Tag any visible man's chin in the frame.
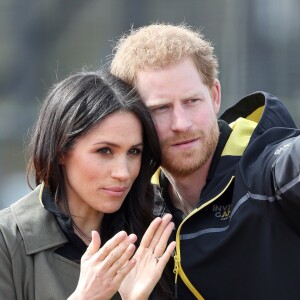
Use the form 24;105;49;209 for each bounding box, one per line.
162;157;203;177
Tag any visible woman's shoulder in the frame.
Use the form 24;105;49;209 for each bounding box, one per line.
0;205;14;225
0;185;67;257
0;204;23;259
0;186;41;224
0;186;43;250
0;187;36;224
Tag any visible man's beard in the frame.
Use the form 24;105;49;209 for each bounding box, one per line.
160;121;219;177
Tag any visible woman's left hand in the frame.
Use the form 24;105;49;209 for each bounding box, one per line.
118;213;176;300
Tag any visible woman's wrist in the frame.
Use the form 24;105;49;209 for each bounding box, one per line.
122;296;148;300
120;291;149;300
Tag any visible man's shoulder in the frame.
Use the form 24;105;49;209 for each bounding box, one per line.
220;91;297;130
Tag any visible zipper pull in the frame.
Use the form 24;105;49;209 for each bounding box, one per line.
173;252;180;299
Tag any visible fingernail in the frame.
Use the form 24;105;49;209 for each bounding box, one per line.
163;213;172;220
128;234;137;242
118;231;127;238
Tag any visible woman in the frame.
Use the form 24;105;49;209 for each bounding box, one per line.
0;70;176;299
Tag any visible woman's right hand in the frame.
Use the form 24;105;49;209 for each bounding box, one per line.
69;230;138;300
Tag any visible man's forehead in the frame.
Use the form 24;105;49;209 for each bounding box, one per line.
141;90;208;108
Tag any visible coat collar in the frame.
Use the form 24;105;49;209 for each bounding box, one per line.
11;185;67;255
220;91;297;138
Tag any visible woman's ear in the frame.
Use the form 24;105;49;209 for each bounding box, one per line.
58;153;65;165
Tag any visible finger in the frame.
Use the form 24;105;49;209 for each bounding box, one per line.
98;234;137;270
153;221;175;257
97;240;136;278
113;252;137;284
156;241;176;270
149;214;173;249
139;217;162;248
96;231;133;262
81;230;101;262
107;243;136;279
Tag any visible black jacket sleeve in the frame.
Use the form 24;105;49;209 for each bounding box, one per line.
272;134;300;217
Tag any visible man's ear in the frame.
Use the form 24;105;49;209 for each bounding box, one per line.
211;79;221;114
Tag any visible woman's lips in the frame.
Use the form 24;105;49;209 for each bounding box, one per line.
102;186;129;197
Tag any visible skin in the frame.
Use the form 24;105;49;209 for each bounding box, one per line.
136;57;221;209
61;111;175;299
119;214;176;300
60;111;143;239
70;230;138;300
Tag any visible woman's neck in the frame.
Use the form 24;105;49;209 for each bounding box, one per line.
60;201;104;245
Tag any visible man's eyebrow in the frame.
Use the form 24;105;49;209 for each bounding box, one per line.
146;91;204;108
145;98;171;107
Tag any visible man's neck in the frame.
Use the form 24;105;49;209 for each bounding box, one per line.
162;156;212;210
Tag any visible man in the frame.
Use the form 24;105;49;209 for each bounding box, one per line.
111;23;300;300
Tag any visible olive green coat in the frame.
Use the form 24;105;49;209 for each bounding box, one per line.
0;186;120;300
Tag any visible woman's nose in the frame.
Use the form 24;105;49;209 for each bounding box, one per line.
110;157;130;180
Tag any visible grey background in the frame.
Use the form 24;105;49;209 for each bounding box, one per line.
1;0;300;208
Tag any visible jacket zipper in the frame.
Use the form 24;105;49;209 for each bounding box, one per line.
174;176;235;299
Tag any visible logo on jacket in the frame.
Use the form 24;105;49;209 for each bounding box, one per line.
274;143;291;155
213;204;231;220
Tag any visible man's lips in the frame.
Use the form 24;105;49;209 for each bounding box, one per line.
172;138;199;147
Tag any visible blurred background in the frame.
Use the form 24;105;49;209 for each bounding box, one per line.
1;0;300;208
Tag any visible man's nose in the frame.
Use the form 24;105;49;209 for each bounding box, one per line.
170;105;192;131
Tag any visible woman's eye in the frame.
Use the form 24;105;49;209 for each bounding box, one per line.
98;147;111;154
128;148;142;155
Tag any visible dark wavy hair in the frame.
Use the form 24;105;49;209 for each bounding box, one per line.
26;70;174;299
26;70;161;239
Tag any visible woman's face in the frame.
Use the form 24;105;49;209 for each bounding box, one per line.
60;111;143;218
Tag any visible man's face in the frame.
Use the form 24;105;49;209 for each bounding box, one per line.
136;57;221;177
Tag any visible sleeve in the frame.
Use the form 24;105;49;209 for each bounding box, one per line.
272;134;300;213
240;128;300;222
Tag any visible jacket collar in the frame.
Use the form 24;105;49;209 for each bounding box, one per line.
220;91;297;140
11;185;67;255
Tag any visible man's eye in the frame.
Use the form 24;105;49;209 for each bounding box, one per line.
98;147;111;154
152;105;169;113
188;98;200;103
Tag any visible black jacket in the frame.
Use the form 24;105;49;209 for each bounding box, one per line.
153;92;300;300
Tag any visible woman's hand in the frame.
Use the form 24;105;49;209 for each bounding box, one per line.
119;214;176;300
69;230;137;300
